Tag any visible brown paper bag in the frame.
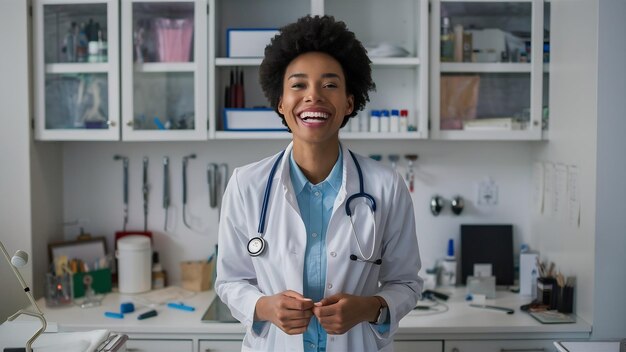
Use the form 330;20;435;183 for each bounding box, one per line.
440;75;480;129
180;260;214;292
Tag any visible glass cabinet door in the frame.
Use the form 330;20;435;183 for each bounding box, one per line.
34;0;119;140
430;0;544;140
121;0;207;141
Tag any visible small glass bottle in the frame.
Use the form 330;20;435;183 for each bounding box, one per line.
440;17;455;62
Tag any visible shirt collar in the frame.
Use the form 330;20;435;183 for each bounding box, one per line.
289;148;343;195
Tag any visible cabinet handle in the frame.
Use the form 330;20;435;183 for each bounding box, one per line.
500;348;545;352
126;121;134;127
451;348;459;352
107;120;116;127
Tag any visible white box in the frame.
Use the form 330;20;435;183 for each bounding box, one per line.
227;29;279;58
222;108;286;131
520;252;539;296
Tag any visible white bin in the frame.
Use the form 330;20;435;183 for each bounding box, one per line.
117;235;152;294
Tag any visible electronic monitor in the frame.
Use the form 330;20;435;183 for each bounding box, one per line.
460;224;514;286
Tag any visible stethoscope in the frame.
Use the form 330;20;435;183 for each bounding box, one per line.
247;149;382;265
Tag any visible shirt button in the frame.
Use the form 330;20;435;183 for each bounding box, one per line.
311;232;318;238
327;283;333;289
330;251;337;257
314;191;321;197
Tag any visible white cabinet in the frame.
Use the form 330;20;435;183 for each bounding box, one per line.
198;340;242;352
33;0;120;141
430;0;548;140
126;338;193;352
210;0;429;140
394;340;443;352
121;0;208;141
444;339;556;352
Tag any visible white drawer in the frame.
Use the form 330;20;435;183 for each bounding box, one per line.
199;340;243;352
126;339;193;352
445;339;557;352
394;340;443;352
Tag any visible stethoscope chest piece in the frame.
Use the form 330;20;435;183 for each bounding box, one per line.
247;237;266;256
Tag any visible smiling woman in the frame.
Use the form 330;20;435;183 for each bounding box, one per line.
215;15;422;352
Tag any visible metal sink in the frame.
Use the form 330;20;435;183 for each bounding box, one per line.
201;297;239;323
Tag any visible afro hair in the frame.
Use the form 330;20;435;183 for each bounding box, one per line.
259;15;375;130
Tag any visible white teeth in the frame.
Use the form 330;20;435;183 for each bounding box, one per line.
300;111;329;120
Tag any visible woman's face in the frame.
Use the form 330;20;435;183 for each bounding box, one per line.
278;51;354;146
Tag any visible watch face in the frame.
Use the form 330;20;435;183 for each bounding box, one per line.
247;237;265;256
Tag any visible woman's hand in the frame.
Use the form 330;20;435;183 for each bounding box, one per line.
312;294;381;335
255;290;315;335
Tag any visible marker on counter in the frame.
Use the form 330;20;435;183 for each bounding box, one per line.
167;302;196;312
105;311;124;319
137;309;158;320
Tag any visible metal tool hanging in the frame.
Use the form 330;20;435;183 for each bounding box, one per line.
404;154;418;193
217;163;229;221
113;155;129;231
182;153;196;230
163;156;170;231
207;163;218;209
142;157;150;231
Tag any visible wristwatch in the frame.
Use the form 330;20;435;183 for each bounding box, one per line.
372;296;388;325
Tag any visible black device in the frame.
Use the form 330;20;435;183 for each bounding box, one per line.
422;289;450;301
460;224;514;286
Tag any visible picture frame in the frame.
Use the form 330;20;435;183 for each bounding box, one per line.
48;237;108;263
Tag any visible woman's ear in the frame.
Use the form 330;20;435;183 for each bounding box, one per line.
346;95;354;116
278;97;284;115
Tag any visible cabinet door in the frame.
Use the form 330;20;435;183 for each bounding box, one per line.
444;339;556;352
33;0;120;141
199;340;242;352
395;340;443;352
324;0;430;140
126;338;193;352
121;0;208;141
430;0;545;141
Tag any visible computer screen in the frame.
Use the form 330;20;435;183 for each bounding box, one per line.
460;224;514;286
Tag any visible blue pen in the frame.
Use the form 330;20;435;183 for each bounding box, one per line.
167;302;196;312
104;311;124;319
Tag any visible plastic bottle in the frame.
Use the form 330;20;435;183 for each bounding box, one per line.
151;251;166;290
369;110;380;133
399;109;409;132
76;22;89;62
379;109;390;132
390;109;400;132
63;22;77;62
440;239;457;287
440;17;454;62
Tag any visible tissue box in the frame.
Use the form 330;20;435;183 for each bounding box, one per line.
227;28;279;57
181;261;214;292
223;108;287;131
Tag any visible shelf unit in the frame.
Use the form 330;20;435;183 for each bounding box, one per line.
33;0;120;141
430;0;545;140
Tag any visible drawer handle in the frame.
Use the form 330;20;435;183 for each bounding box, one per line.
501;349;545;352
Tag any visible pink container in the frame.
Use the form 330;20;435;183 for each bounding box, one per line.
154;17;194;62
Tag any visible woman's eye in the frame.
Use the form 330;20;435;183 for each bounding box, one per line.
323;83;338;88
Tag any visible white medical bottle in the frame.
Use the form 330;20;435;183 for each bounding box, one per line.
390;109;400;132
399;109;409;132
440;238;457;287
369;110;381;133
379;109;390;132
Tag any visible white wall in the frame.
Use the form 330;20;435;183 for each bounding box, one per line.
63;139;534;285
530;0;598;325
0;0;34;321
593;0;626;339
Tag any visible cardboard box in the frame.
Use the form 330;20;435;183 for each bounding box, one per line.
227;29;279;58
181;260;214;292
223;108;286;131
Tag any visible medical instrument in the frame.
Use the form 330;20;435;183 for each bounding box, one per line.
182;153;196;230
469;303;515;314
388;154;399;171
217;163;229;221
167;302;196;311
137;309;158;320
207;163;218;208
113;155;129;231
1;240;47;352
404;154;418;193
142;157;149;231
163;157;170;231
251;150;380;265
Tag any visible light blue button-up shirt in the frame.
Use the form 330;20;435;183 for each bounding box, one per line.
290;149;343;352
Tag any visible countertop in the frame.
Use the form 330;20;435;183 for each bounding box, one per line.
34;287;592;340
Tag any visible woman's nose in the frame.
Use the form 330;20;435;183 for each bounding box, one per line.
304;85;324;102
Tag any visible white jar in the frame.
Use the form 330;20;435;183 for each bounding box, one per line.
117;235;152;293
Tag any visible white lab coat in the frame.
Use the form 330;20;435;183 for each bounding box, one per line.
216;142;422;352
